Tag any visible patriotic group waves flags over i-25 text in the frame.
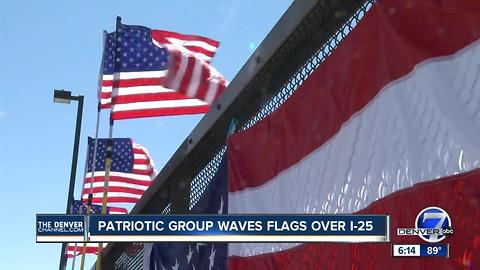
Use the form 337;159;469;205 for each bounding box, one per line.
100;22;227;120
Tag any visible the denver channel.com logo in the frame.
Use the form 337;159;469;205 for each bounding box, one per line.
397;206;454;243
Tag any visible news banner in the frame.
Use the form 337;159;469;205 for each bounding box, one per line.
37;206;453;258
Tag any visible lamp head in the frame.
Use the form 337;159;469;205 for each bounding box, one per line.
53;89;72;104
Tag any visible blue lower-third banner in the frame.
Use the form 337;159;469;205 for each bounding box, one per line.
37;214;390;243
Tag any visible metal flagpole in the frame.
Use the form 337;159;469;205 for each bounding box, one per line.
96;16;121;270
79;103;101;270
95;113;114;270
70;243;78;270
79;31;108;270
71;147;90;270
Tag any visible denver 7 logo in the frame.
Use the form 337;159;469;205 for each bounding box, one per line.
415;207;452;243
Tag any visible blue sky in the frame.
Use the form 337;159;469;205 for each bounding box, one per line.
0;0;291;269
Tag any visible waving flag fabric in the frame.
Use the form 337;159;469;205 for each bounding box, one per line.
67;200;127;258
227;0;480;269
144;155;228;270
67;243;100;259
70;199;128;215
100;23;226;120
82;137;156;204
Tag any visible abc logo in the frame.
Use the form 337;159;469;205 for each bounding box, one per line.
415;206;452;243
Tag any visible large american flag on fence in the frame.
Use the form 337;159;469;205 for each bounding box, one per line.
67;200;127;258
81;137;156;204
100;22;226;120
144;155;228;270
226;0;480;268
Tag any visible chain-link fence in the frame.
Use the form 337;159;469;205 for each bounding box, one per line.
102;0;374;268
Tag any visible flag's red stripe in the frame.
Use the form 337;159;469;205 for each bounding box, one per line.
133;148;146;154
229;168;480;269
102;77;165;88
83;186;146;195
178;56;196;96
83;176;151;186
132;168;154;175
67;246;98;252
111;105;209;120
215;82;227;101
111;92;191;104
100;92;111;99
183;45;216;58
67;247;98;257
100;103;111;109
151;30;220;48
227;0;480;192
134;159;150;165
108;206;128;214
195;62;211;101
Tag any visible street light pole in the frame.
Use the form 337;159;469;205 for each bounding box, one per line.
54;90;84;270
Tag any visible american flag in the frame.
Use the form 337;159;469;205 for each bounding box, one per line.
144;155;227;270
67;200;127;258
70;199;128;215
100;23;226;120
67;243;99;259
82;137;156;204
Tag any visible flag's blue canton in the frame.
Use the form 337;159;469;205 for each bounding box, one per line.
149;155;228;270
87;137;134;173
103;24;170;75
71;200;102;214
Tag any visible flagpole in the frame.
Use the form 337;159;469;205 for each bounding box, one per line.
79;103;101;270
70;243;77;270
79;30;108;270
96;16;121;270
95;112;113;270
69;147;90;270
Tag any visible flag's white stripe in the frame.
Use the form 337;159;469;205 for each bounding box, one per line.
186;59;203;98
133;144;147;151
82;192;142;199
133;164;152;171
228;40;480;257
83;181;149;190
205;65;225;104
101;85;172;95
152;39;212;62
164;37;217;52
169;52;188;91
67;243;100;256
102;71;167;81
85;171;152;181
193;53;212;62
109;211;127;214
67;243;99;253
204;80;218;104
134;154;148;160
134;143;158;178
90;235;386;243
111;98;207;112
